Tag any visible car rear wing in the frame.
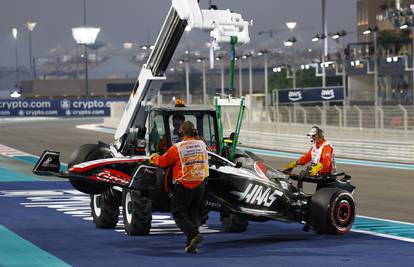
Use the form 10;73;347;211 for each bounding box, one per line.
33;150;61;176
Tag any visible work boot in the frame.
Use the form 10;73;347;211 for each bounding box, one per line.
185;233;203;254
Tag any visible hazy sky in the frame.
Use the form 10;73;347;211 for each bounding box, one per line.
0;0;356;67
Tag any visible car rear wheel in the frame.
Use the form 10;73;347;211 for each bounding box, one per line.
68;143;112;194
122;189;152;235
308;188;355;235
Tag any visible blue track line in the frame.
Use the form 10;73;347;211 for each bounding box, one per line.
0;167;41;182
0;224;69;267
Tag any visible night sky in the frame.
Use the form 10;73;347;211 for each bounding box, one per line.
0;0;356;67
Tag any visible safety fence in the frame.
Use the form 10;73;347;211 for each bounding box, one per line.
225;122;414;164
104;102;414;163
221;105;414;163
268;105;414;131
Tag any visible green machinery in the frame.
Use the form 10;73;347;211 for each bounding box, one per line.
214;36;246;162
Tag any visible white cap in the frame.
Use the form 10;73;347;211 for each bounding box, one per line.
307;126;319;136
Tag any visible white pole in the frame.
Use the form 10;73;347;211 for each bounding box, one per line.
221;59;225;96
186;60;191;105
249;56;253;121
239;59;243;97
293;68;297;89
202;60;207;105
264;53;269;112
374;31;379;128
412;28;414;105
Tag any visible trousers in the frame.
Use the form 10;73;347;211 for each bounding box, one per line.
171;181;205;240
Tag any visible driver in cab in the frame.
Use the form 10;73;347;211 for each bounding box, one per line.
283;126;336;176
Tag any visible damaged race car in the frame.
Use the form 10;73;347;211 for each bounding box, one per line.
33;135;356;236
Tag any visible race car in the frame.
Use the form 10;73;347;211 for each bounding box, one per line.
33;140;356;236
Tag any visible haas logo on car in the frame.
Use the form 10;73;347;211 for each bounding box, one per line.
231;183;283;207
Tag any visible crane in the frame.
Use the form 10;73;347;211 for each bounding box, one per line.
113;0;251;154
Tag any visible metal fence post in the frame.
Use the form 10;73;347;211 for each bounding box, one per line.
398;104;408;132
354;105;363;130
297;105;307;124
283;106;292;124
293;104;297;123
316;106;324;127
334;105;343;128
376;106;384;130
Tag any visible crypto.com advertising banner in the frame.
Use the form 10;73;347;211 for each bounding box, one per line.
277;87;344;104
0;98;127;117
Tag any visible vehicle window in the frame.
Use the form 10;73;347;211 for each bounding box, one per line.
168;114;197;144
149;112;167;154
202;114;217;150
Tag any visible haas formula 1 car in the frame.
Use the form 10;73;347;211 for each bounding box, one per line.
33;129;356;236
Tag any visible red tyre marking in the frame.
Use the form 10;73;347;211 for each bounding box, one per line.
329;192;354;234
337;202;351;224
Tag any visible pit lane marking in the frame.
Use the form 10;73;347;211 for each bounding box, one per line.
0;189;220;235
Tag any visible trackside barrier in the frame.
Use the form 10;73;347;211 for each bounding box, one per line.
0;98;128;117
224;121;414;164
104;104;414;164
103;102;127;129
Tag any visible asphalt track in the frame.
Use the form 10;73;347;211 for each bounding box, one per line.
1;118;414;266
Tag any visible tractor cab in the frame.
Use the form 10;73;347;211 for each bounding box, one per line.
124;104;221;157
148;107;220;155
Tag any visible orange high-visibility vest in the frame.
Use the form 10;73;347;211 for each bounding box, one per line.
151;137;209;189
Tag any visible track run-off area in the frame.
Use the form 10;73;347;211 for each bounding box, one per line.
0;118;413;266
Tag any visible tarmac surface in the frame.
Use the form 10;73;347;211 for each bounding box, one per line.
1;117;412;223
1;117;414;266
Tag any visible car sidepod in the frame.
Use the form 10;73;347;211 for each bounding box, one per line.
204;165;292;221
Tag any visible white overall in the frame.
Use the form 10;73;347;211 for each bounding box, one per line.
310;141;336;174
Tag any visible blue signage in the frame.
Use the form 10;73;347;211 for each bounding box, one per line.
0;98;128;117
277;87;344;104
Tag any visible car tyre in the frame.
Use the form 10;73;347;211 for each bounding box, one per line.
309;188;355;235
90;189;121;228
122;189;152;235
68;143;112;194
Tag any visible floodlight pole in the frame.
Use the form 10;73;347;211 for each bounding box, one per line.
185;59;191;105
264;53;269;112
249;56;253;121
412;27;414;105
12;28;19;92
374;31;379;128
322;0;328;127
221;58;225;96
83;0;89;97
322;0;327;89
202;59;207;105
